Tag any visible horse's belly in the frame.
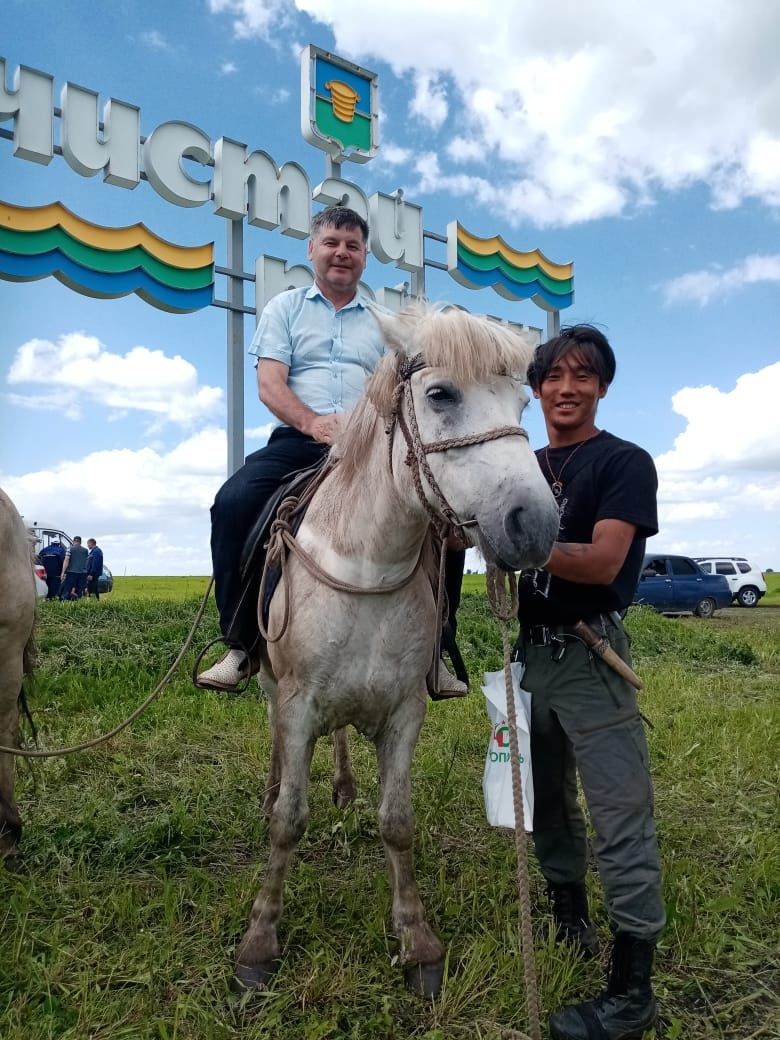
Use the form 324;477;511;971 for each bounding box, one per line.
268;586;434;732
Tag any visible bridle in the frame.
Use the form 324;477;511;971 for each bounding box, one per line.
386;351;529;538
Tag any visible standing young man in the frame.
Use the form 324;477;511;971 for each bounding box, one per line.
197;206;467;697
516;325;664;1040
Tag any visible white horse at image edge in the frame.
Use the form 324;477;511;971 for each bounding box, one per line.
0;487;37;870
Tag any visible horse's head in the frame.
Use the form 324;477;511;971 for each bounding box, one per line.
370;305;559;572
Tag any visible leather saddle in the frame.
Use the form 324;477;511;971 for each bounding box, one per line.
239;459;329;634
237;459;469;696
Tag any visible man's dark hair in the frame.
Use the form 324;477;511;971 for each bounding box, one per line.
527;324;616;391
310;205;369;244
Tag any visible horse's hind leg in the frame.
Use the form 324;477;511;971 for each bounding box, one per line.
235;696;316;991
0;667;23;866
375;710;445;999
332;726;357;808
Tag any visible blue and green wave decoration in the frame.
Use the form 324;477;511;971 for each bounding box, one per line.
0;201;214;313
446;222;573;312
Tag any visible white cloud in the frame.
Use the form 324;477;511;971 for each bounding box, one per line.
379;142;413;166
220;61;238;75
252;85;291;104
655;362;780;474
139;29;172;51
210;0;780;226
208;0;288;40
410;73;448;130
2;430;228;576
447;136;485;164
652;363;780;564
245;422;274;442
663;254;780;305
5;332;223;428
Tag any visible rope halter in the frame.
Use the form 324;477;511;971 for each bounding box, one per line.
386;351;529;539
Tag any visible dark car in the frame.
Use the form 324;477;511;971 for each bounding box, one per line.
98;566;113;594
633;553;731;618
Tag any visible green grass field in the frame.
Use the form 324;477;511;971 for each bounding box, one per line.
1;582;777;1039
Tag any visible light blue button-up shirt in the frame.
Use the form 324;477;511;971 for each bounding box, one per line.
249;285;386;427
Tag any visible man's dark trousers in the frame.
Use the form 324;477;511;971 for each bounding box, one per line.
60;573;87;600
210;427;330;655
523;618;665;940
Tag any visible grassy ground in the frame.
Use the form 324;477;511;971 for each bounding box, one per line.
1;583;778;1039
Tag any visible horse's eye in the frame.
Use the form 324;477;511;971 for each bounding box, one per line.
425;385;459;404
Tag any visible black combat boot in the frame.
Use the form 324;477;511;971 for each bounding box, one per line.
548;882;600;960
549;932;658;1040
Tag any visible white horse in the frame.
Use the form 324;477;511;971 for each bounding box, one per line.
236;305;559;996
0;488;37;868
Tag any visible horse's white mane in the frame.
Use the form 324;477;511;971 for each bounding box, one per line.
334;303;535;481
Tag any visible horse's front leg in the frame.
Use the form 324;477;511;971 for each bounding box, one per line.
332;726;357;808
235;690;316;990
375;706;445;999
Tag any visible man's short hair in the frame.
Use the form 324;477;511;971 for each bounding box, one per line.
73;536;82;543
310;206;369;244
527;324;616;391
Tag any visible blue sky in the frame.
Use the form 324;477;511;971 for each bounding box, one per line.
1;0;778;575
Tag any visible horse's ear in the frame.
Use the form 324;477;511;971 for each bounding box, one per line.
368;305;407;356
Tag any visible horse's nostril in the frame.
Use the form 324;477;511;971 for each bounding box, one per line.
505;507;525;538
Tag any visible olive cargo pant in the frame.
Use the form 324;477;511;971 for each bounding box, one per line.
521;619;665;940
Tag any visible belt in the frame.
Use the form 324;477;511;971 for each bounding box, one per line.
521;612;622;647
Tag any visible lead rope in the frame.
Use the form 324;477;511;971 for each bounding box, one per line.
0;577;215;758
486;565;541;1040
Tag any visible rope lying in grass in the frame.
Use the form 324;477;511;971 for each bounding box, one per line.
0;577;214;758
486;565;540;1040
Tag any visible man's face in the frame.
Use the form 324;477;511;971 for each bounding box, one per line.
534;351;606;436
307;223;367;298
88;540;95;548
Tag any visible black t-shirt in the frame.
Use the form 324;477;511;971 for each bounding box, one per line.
517;430;658;625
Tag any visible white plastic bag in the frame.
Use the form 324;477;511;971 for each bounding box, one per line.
482;662;534;831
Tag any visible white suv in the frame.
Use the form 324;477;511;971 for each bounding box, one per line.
694;557;766;607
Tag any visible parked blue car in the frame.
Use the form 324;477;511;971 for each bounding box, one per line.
633;554;732;618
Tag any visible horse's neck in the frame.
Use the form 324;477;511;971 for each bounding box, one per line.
298;430;429;585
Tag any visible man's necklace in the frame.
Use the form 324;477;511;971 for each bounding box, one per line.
544;436;594;497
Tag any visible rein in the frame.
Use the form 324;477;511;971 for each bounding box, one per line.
0;577;215;759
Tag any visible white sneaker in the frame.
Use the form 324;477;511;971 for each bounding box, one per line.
436;659;469;698
196;648;253;691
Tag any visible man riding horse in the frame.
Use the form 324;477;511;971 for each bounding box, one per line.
197;206;467;697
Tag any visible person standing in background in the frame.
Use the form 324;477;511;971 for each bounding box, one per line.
60;536;89;600
86;538;104;599
39;538;66;599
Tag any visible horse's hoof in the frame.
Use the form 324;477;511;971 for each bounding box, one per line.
332;781;357;809
232;959;280;992
2;851;24;874
404;958;445;999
